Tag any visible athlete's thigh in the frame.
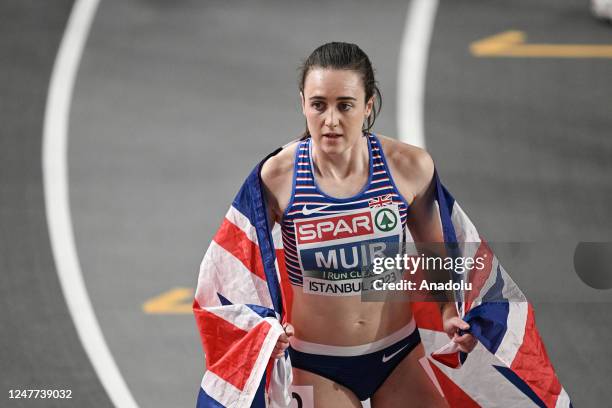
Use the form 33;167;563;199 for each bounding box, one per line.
370;343;448;408
292;367;362;408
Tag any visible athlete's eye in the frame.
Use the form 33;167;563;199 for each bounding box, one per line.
311;101;325;112
339;103;353;111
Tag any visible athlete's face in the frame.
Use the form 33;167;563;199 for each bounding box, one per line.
301;68;374;154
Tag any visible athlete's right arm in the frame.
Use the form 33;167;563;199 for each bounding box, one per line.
261;164;282;227
260;142;298;358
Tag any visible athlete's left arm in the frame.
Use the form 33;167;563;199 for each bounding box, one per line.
389;142;477;353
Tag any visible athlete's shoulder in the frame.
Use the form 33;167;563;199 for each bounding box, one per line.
260;139;300;189
376;134;434;197
260;138;300;218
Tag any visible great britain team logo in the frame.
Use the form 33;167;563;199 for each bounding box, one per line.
294;205;403;296
368;193;393;208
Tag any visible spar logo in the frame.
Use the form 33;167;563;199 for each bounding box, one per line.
295;211;373;245
374;208;397;232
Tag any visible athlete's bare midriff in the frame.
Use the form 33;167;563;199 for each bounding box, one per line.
291;286;413;346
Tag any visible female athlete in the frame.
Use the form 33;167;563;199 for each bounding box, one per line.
261;42;477;407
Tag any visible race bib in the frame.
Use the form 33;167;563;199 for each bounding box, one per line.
294;205;403;296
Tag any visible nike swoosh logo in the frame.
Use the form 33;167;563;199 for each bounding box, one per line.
382;344;409;363
302;204;333;216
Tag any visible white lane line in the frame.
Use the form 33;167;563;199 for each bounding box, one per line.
42;1;139;407
397;0;439;148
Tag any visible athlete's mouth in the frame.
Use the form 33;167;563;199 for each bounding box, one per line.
322;133;342;138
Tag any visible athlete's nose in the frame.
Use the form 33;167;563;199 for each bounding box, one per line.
324;108;339;130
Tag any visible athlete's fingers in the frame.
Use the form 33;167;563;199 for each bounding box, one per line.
271;345;287;358
453;318;470;331
453;333;477;353
277;333;289;343
444;317;470;338
283;323;295;337
453;333;472;343
273;341;289;359
274;339;290;354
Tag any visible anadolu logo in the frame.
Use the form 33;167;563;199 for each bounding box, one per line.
374;208;397;232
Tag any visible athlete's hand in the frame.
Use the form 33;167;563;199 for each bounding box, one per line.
272;322;294;359
441;305;477;353
443;316;477;353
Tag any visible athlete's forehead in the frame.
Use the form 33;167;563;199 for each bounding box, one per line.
302;68;364;100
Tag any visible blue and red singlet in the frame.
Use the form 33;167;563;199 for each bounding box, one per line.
280;133;411;295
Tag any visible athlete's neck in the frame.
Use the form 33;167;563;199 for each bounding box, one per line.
311;134;368;180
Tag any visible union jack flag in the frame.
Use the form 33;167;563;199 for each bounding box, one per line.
193;153;571;407
193;157;292;408
412;175;572;407
368;193;393;208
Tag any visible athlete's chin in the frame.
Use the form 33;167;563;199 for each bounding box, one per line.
317;135;346;153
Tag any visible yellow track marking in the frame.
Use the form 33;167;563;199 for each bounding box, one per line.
143;287;193;314
471;30;612;58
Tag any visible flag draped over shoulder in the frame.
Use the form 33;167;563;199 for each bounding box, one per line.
193;154;292;408
193;151;571;407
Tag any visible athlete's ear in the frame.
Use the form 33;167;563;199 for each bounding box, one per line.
300;91;306;115
365;95;375;118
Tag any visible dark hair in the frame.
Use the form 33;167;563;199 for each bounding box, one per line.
298;42;382;137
